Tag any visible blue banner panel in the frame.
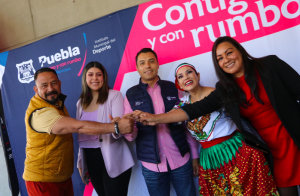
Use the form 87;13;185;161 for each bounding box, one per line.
1;6;138;196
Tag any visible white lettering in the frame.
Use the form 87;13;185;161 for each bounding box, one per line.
142;4;166;31
256;0;280;27
167;32;176;41
147;37;156;49
47;56;55;65
39;56;46;67
175;30;185;39
205;21;227;42
228;0;248;15
61;49;69;59
68;47;73;58
39;46;80;67
281;0;300;19
54;53;61;62
160;34;167;43
142;0;228;31
219;0;226;10
205;0;219;13
190;27;205;47
166;6;185;25
226;12;260;37
183;0;204;20
92;45;112;54
72;47;80;56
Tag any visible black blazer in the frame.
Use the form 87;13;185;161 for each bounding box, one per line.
181;55;300;171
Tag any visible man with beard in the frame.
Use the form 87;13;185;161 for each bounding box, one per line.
23;67;134;196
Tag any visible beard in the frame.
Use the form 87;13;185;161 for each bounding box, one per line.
44;91;59;105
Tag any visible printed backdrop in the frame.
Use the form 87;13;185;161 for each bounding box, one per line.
1;0;300;195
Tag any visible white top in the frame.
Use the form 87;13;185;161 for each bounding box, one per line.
174;95;237;142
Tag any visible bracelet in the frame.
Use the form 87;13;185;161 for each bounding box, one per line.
114;122;119;135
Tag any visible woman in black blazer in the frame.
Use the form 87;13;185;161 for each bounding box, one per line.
136;36;300;196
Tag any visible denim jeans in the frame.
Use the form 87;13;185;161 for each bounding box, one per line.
142;158;196;196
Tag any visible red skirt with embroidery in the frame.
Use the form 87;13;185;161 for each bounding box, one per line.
198;132;278;196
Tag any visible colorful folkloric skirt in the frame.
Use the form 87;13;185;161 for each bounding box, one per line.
198;132;279;196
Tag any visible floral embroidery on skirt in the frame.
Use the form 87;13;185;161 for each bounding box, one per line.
199;132;279;196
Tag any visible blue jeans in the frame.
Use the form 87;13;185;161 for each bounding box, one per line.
142;158;196;196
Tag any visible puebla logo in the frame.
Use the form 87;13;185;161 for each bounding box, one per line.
16;59;36;84
38;46;80;67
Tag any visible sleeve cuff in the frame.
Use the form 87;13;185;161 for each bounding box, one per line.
49;116;64;134
191;149;200;159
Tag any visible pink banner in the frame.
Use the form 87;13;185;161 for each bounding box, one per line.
114;0;300;90
83;182;94;196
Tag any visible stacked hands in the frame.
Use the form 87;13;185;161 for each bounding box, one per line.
123;110;157;126
108;114;135;134
109;110;157;134
115;110;199;177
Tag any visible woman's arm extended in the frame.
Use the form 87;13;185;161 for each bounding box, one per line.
181;88;222;120
136;108;189;125
136;89;222;125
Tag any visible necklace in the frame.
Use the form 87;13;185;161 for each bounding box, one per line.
190;86;203;103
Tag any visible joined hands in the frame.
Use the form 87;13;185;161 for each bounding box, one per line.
121;110;158;126
108;114;135;134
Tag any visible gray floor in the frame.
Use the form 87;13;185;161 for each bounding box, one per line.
0;139;13;196
0;139;299;196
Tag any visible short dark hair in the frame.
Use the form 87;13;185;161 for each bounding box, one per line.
34;67;58;81
135;48;158;65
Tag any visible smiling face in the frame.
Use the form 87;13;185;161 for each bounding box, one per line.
216;42;244;78
176;66;200;92
85;67;104;93
136;52;159;83
34;72;61;104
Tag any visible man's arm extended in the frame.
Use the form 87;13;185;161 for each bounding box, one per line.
52;116;134;135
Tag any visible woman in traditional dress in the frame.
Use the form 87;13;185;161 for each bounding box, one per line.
172;62;278;196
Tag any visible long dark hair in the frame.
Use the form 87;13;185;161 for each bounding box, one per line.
79;61;110;109
212;36;266;110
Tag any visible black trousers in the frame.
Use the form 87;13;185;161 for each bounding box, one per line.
84;148;132;196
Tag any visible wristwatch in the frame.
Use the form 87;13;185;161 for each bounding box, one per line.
114;122;119;135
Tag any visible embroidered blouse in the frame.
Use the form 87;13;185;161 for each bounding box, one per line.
174;95;237;142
